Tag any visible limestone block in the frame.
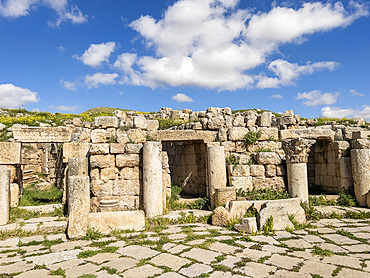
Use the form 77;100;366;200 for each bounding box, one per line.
280;128;335;141
68;158;88;176
156;130;214;143
212;206;230;226
351;139;370;149
119;166;140;180
116;154;140;167
91;129;108;144
276;165;286;176
90;168;99;180
218;128;228;142
110;143;125;154
133;116;148;130
235;141;246;152
100;167;118;182
112;179;140;196
232;165;250;177
233;115;246;127
214;187;236;207
171;110;181;119
256;152;281;165
351;149;370;206
222;141;235;152
90;155;115;169
125;143;143;154
94;116;118;128
114;110;127;118
0;166;10;225
265;165;276;177
0;142;21;164
228;127;248;141
284;110;294;117
235;217;257;234
252;177;285;190
250;165;265;177
257;203;294;231
343;127;363;140
91;180;113;197
247;141;281;153
245;111;257;127
192;122;203;130
67;176;90;238
147;120;159;131
118;195;139;210
88;211;145;234
12;126;72;142
352;130;370;139
116;130;130;144
207;116;225;130
10;183;19;207
339;157;351;179
230;177;252;190
258;127;279;141
258;112;272;127
277;116;296;126
127;129;146;143
89;143;109;155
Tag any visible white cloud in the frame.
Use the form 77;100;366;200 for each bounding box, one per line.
350;89;365;96
85;73;118;89
60;80;77;91
54;105;79;112
172;93;193;103
75;42;116;68
0;83;39;108
297;90;339;106
115;0;367;91
256;60;339;88
321;106;370;121
271;94;283;99
57;45;66;52
0;0;87;27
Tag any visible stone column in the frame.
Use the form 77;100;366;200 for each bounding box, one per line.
283;139;315;203
67;176;90;238
0;166;11;226
207;146;227;208
351;149;370;207
143;141;163;218
68;158;89;176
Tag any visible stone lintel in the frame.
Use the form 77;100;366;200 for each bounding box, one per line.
12;127;73;143
279;128;335;141
154;130;214;143
0;142;21;164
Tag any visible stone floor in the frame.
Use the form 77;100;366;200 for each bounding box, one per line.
1;215;370;277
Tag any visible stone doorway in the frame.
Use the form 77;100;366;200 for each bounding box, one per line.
162;140;207;197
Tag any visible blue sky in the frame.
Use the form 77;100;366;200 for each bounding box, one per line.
0;0;369;120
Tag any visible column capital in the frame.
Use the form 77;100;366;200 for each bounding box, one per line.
283;138;315;164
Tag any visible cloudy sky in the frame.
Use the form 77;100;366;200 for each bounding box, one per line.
0;0;369;120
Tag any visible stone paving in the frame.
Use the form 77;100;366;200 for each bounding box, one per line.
0;217;370;277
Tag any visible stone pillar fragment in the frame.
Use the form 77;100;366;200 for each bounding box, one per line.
10;183;19;207
68;158;89;176
283;139;315;203
67;176;90;238
143;142;163;218
207;146;227;208
351;149;370;207
0;166;11;225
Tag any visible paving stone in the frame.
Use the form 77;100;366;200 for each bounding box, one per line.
167;244;189;254
238;262;277;278
302;234;325;243
283;239;312;249
179;263;213;277
335;267;370;278
162;242;177;250
121;264;163;278
250;235;280;245
0;255;22;265
101;257;138;272
164;226;183;234
214;235;234;241
65;263;101;278
48;258;82;270
261;244;288;253
342;244;370;253
236;248;271;261
95;270;121;278
149;253;191;271
0;237;19;247
193;226;208;231
181;248;220;264
208;242;241;254
168;233;187;240
193;231;209;236
269;270;311;278
353;232;370;240
317;242;348;253
25;249;81;266
118;245;160;260
265;254;304;270
322;254;362;268
85;252;120;264
25;217;59;223
217;255;242;268
339;227;364;233
50;241;81;252
157;272;186;278
15;269;55;278
186;239;206;245
274;231;295;240
235;240;255;248
0;260;35;274
321;234;361;245
349;253;370;260
22;223;39;232
76;240;92;246
299;260;337;278
307;227;335;234
294;230;308;235
358;225;370;232
46;234;67;241
289;250;319;260
20;235;44;244
108;241;125;248
317;218;345;226
209;271;233;278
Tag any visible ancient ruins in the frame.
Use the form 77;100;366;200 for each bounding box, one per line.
1;107;370;237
